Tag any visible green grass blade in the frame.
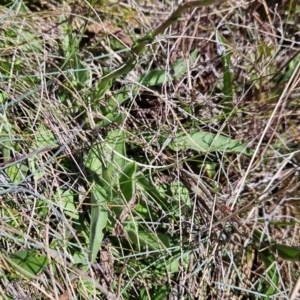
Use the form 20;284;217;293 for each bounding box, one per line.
271;243;300;261
216;31;233;113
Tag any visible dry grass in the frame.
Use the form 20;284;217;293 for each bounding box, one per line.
0;0;299;299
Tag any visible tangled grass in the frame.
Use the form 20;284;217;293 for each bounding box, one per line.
0;0;299;299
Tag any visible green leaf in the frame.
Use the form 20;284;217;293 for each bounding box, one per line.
73;52;90;87
168;181;191;209
56;189;78;221
84;144;108;264
0;119;29;183
141;285;170;300
113;86;134;105
7;250;49;279
137;175;170;212
84;129;126;263
138;69;172;86
252;230;279;296
267;221;297;227
138;50;198;87
93;76;113;103
98;111;125;127
169;130;253;155
172;49;198;78
0;92;8;104
20;30;42;53
275;53;300;86
89;183;108;263
105;129;126;175
164;258;180;273
0;114;14;161
84;144;103;174
26;124;57;181
216;32;233;113
33;124;57;149
119;162;137;202
127;230;170;251
271;243;300;261
6;163;28;183
257;248;279;296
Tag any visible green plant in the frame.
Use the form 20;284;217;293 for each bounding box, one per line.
0;0;299;299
